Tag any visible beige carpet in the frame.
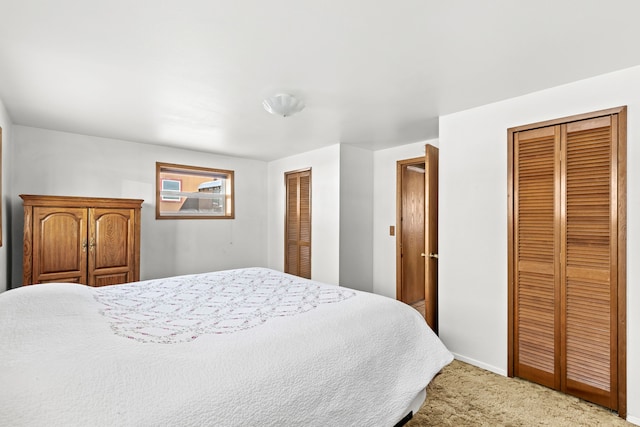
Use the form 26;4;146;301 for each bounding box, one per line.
408;360;633;426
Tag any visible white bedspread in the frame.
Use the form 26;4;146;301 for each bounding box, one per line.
0;268;452;427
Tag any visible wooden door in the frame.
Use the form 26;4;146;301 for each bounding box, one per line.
512;125;560;389
563;116;620;409
397;159;425;305
401;161;425;304
285;169;311;279
509;106;626;415
88;208;136;287
396;148;439;330
32;207;88;284
424;144;439;333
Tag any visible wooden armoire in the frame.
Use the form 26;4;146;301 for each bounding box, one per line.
21;195;143;287
507;107;626;416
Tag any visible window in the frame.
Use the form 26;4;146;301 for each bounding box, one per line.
156;162;234;219
161;179;181;201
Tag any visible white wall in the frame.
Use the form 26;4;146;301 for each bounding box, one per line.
339;144;373;292
439;65;640;423
0;98;12;292
372;140;437;298
10;126;268;287
267;144;341;285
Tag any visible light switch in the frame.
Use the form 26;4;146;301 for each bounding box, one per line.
389;225;395;236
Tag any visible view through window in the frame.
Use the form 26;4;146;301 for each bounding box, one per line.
156;162;234;219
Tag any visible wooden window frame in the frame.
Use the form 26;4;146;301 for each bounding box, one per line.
156;162;235;219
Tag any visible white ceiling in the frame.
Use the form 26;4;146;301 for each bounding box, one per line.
2;1;640;161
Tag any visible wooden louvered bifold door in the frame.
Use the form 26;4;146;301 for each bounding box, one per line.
514;126;560;390
285;169;311;279
510;107;625;414
562;116;618;409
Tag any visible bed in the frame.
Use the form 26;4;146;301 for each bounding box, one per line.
0;267;452;426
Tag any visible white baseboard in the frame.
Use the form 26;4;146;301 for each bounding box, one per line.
451;352;507;377
627;414;640;426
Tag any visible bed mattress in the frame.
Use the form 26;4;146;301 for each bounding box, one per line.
0;267;452;426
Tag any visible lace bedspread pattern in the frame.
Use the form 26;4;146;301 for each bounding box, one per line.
94;268;355;343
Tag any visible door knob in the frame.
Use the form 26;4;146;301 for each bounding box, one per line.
421;253;426;257
429;253;439;259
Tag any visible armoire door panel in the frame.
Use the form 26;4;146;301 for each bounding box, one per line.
33;207;88;284
91;208;134;269
89;208;136;286
38;277;82;284
93;272;132;287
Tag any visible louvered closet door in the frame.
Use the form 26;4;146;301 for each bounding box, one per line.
562;116;618;409
511;107;625;414
514;126;560;389
285;170;311;279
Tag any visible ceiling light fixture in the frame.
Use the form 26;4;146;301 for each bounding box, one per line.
262;93;305;117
